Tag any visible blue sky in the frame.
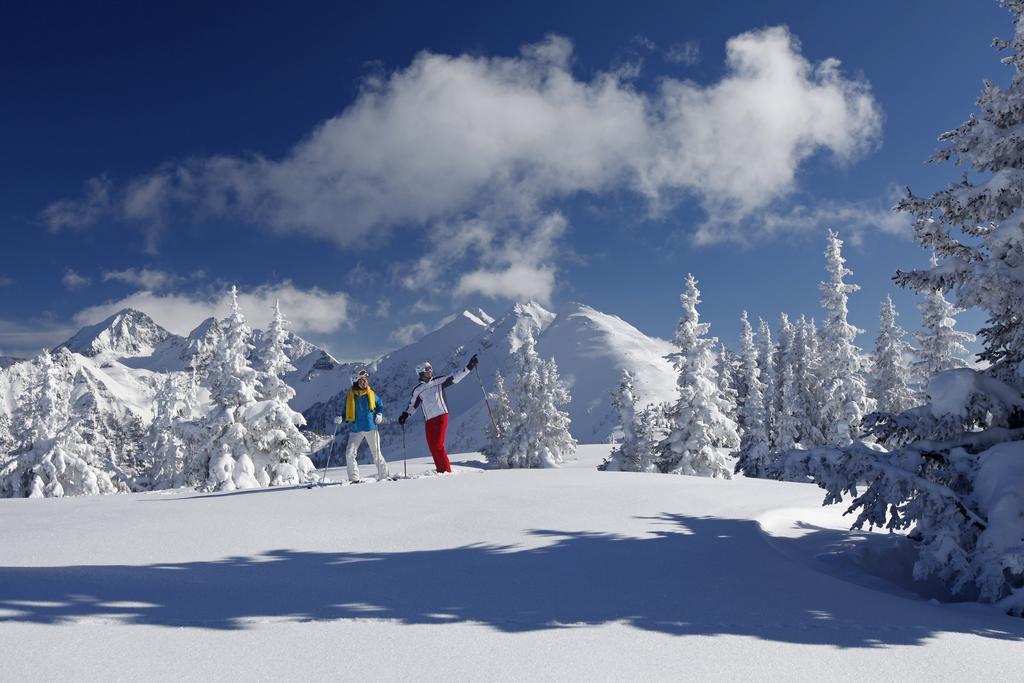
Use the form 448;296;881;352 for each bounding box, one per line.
0;0;1008;360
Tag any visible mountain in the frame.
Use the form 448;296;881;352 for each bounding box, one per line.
0;357;24;370
56;309;171;358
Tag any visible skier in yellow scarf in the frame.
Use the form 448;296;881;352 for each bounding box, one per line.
342;369;389;482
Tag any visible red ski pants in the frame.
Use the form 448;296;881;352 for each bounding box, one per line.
424;413;452;473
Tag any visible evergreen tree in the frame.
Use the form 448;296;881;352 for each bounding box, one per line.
537;356;577;465
870;295;918;414
756;318;777;450
202;286;261;491
715;343;739;427
656;275;739;478
249;300;314;486
0;350;119;497
146;374;191;490
734;312;772;478
771;313;794;448
818;230;871;445
496;331;576;468
609;370;657;472
913;254;975;395
785;4;1024;615
482;371;515;468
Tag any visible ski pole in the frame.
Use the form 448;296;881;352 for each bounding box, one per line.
474;367;500;437
320;418;341;486
402;423;407;479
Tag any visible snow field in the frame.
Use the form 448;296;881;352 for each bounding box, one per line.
1;445;1022;681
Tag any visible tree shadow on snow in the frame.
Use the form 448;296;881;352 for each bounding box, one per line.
1;513;1022;648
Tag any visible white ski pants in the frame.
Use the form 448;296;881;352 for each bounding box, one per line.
344;430;389;481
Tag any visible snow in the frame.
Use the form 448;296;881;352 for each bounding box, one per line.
1;444;1021;680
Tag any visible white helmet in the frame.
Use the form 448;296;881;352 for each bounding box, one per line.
415;361;432;375
351;368;369;384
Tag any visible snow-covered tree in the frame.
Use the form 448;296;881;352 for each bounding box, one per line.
249;300;314;486
146;374;191;490
656;275;739;478
203;291;314;490
482;371;515;468
0;350;121;498
776;316;825;452
870;295;918;414
771;313;794;448
716;344;739;426
493;331;576;468
202;286;261;491
756;318;777;450
734;312;772;478
537;356;577;464
608;370;657;472
785;4;1024;615
255;300;296;402
913;254;975;394
818;230;872;445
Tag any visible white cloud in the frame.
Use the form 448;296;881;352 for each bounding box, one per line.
72;282;350;336
388;322;427;347
62;269;91;290
44;27;880;276
102;267;180;290
410;299;440;314
695;194;912;246
452;212;567;304
665;41;700;66
0;318;76;358
374;298;392;318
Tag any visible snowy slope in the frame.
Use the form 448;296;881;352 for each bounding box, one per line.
0;445;1020;680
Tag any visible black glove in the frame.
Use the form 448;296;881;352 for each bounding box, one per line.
466;354;479;371
398;412;409;426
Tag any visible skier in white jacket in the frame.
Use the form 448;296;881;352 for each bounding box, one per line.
398;354;478;473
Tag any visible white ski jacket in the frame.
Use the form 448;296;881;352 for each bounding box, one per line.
404;367;471;420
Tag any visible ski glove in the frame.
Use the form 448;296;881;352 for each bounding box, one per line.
375;413;383;425
398;412;409;426
466;354;479;371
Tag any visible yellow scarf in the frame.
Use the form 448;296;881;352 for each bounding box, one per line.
345;386;376;422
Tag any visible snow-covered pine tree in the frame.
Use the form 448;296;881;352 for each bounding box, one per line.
202;286;261;491
249;300;314;486
146;374;191;490
482;370;515;468
784;2;1024;615
734;312;772;478
0;349;120;497
913;254;975;395
771;313;794;449
608;370;657;472
537;356;577;465
656;274;739;478
495;331;575;468
756;318;777;450
870;295;918;415
818;230;872;445
775;315;825;452
716;343;740;427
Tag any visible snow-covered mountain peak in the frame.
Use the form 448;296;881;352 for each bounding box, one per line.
57;308;171;358
497;301;556;352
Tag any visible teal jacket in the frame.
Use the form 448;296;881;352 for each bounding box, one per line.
345;387;384;433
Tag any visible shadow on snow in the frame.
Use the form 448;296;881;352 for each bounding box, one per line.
2;513;1022;648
